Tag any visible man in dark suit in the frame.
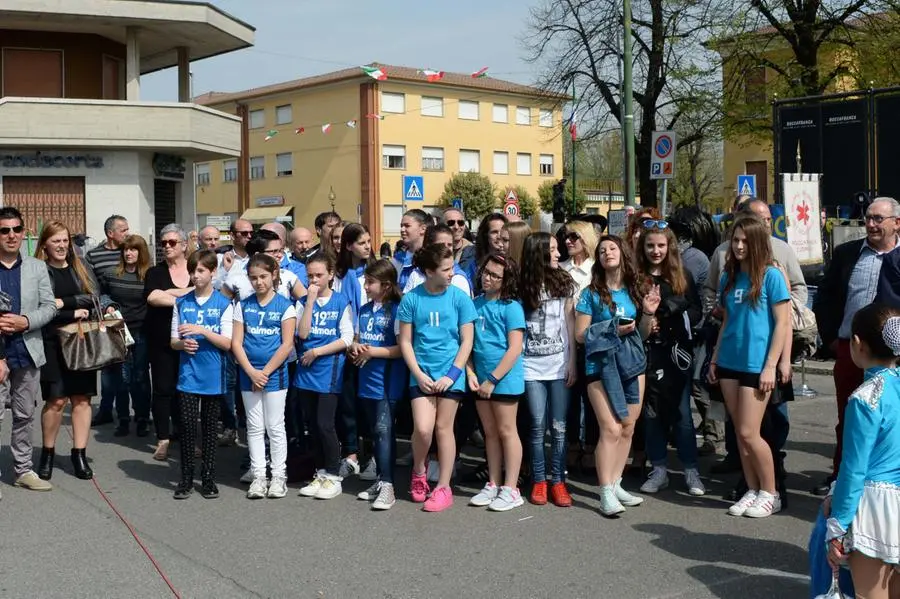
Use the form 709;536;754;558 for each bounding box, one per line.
812;197;900;495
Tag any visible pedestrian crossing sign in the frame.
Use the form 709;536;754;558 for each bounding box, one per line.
403;176;424;202
737;174;756;198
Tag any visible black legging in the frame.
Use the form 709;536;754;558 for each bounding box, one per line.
301;391;340;475
150;347;180;440
178;393;221;483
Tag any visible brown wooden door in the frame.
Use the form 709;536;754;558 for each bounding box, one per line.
102;55;123;100
0;176;86;237
2;49;63;98
745;161;769;202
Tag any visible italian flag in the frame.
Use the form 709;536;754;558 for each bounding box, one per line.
264;129;278;141
321;123;332;133
471;67;489;78
346;120;357;129
366;113;385;120
361;65;387;81
294;127;305;135
568;111;577;141
422;69;444;82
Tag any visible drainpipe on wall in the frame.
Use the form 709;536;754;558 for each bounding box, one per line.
236;103;250;214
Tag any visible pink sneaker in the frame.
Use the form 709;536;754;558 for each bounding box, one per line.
423;486;454;512
410;469;430;503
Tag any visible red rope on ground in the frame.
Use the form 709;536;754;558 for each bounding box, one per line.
67;426;181;598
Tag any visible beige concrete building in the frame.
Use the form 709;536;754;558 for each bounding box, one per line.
194;64;568;242
0;0;254;251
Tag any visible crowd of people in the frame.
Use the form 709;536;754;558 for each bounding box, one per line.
1;195;900;594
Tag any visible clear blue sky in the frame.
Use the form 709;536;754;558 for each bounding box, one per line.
143;0;544;101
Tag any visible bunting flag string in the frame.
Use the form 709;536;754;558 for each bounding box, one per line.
264;129;279;141
471;67;489;78
420;69;445;82
321;123;332;133
361;65;388;80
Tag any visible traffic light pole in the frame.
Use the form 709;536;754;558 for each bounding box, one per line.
622;0;636;207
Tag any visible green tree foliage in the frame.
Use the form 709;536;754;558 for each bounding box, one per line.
537;179;587;215
438;172;498;220
497;185;539;219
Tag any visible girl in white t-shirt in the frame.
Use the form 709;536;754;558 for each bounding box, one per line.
222;232;306;302
519;232;578;507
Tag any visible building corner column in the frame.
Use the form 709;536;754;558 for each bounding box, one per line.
125;26;141;101
177;47;191;102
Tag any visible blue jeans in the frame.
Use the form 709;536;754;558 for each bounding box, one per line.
220;358;238;430
645;379;698;469
525;379;570;484
363;399;396;484
118;331;151;422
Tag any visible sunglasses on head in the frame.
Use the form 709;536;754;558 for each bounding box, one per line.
0;225;24;235
446;220;466;227
565;232;581;243
642;219;668;230
161;239;181;248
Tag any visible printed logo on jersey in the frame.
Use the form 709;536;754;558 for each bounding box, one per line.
359;312;392;344
734;288;744;304
246;308;282;336
310;309;339;337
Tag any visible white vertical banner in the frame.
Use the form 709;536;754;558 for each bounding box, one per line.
782;173;824;264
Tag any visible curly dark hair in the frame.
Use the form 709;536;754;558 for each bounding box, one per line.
588;235;644;313
479;254;519;301
519;232;575;314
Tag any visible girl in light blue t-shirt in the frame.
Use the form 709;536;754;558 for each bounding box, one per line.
708;214;791;519
398;244;476;513
466;254;526;512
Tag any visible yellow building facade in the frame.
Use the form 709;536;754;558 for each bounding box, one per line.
194;64;567;242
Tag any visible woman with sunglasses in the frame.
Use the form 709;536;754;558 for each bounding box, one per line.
634;220;705;497
144;224;194;460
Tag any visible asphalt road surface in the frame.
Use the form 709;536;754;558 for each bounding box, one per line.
0;373;838;599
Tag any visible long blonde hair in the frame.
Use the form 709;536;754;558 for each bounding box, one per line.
35;221;95;294
565;220;599;262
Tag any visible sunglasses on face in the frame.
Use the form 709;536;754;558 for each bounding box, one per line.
0;225;24;235
446;220;466;227
565;232;581;243
234;230;253;237
642;219;669;229
162;239;181;248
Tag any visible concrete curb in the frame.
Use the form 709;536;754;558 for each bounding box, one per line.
799;361;834;376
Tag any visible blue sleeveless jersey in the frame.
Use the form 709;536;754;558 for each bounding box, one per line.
176;291;231;395
239;294;294;391
357;301;407;401
293;292;350;393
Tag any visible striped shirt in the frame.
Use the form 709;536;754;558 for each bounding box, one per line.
85;244;122;280
101;270;147;332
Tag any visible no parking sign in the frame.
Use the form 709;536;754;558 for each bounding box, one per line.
650;131;676;180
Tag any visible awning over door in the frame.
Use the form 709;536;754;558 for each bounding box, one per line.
240;206;293;223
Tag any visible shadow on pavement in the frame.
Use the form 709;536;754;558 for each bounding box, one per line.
786;439;835;460
685;564;808;599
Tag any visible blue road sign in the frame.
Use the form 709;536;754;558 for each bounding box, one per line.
403;176;424;202
654;135;673;158
451;197;464;212
737;174;757;198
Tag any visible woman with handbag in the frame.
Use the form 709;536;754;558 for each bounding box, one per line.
36;221;106;480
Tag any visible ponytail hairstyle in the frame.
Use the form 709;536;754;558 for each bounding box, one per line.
363;259;401;307
413;243;453;273
519;232;575;313
246;253;281;288
852;304;900;363
479;254;519;302
336;223;374;279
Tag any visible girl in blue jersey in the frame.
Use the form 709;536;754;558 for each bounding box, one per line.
333;224;376;479
392;209;430;291
351;260;406;510
708;214;791;518
231;254;297;500
825;304;900;595
466;254;526;512
574;235;660;516
403;225;472;297
398;244;477;512
295;253;355;501
170;250;233;500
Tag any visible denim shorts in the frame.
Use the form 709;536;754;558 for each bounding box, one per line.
409;386;466;401
584;374;642;405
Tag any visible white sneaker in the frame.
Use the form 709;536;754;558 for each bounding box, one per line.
744;490;782;518
727;489;759;516
359;457;378;481
239;468;254;484
488;486;524;512
299;471;326;497
372;482;396;510
315;475;342;500
684;468;706;496
469;482;499;507
615;479;644;506
266;476;287;499
246;477;267;499
357;480;383;501
640;466;670;494
338;457;361;478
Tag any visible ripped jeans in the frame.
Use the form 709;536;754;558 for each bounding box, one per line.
526;379;570;484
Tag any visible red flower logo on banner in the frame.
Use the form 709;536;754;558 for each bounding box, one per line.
796;200;810;226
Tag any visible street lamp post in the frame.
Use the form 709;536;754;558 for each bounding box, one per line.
328;186;336;212
622;0;636;207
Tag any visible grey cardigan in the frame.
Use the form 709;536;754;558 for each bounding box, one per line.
17;256;58;368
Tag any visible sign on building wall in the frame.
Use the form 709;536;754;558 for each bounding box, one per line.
152;154;186;179
607;209;628;235
256;196;284;207
1;152;103;169
783;173;824;264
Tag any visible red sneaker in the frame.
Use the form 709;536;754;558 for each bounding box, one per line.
530;480;548;505
550;482;572;507
411;469;430;503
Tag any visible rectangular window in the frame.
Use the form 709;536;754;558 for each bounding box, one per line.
492;104;508;123
516;106;530;125
382;205;404;235
275;104;292;125
493;151;509;175
382;145;406;169
539;109;553;127
516;153;532;176
2;49;63;98
250;156;265;180
458;100;479;121
539;154;554;175
381;92;405;113
196;163;210;186
276;153;293;177
459;149;480;173
744;65;767;106
223;159;238;183
422;147;444;171
248;109;265;129
421;96;443;117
